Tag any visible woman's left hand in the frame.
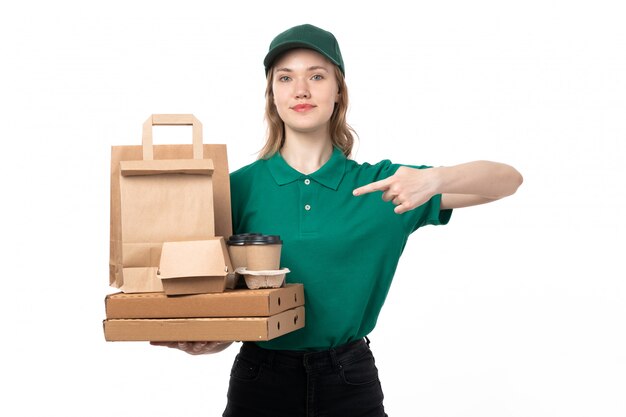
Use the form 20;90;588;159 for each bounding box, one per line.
352;166;438;214
352;161;523;212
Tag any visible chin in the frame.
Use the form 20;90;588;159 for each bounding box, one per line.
290;125;327;135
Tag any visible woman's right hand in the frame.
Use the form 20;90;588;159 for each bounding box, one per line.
150;341;233;355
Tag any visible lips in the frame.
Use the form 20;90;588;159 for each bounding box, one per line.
292;104;315;112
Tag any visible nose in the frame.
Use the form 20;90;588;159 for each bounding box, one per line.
294;79;310;99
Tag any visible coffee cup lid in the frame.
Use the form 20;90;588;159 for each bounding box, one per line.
227;233;262;245
247;234;282;245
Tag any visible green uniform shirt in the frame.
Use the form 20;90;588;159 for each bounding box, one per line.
230;146;452;350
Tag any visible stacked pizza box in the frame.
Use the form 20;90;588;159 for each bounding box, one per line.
103;283;305;342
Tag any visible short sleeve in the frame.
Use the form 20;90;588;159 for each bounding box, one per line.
383;162;453;235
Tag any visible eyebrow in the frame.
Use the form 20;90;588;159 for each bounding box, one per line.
274;65;330;74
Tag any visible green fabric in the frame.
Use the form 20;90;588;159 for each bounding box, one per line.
230;147;452;350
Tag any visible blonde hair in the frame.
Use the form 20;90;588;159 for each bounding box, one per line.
258;65;357;160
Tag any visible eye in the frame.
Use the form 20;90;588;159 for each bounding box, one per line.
311;74;324;81
278;75;291;82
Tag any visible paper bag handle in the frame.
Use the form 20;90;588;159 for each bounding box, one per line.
142;114;203;160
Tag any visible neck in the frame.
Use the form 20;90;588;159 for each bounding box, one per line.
280;129;334;175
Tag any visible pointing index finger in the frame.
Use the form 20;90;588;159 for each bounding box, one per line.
352;178;391;196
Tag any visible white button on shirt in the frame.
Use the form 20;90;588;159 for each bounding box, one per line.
304;204;311;211
304;179;311;185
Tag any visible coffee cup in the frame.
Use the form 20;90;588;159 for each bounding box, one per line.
226;233;261;270
245;234;282;271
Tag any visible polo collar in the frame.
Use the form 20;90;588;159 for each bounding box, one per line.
266;146;347;190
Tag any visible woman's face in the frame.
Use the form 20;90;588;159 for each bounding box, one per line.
271;48;339;138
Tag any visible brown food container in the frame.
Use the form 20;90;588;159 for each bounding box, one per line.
158;238;233;295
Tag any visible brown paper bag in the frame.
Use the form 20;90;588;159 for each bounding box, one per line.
109;114;232;293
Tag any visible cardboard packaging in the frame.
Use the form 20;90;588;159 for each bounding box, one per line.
103;306;305;342
110;114;233;293
158;238;233;295
105;283;304;319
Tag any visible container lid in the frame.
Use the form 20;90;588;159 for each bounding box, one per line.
227;233;262;245
158;239;230;279
247;234;282;245
227;233;282;245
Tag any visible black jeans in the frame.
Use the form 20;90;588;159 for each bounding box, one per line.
222;337;388;417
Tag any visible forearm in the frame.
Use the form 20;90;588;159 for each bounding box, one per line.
434;161;523;199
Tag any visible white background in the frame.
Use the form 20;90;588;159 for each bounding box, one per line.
1;0;625;416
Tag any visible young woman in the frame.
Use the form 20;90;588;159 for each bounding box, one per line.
155;24;523;416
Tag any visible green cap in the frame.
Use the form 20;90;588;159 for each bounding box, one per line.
264;24;345;76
